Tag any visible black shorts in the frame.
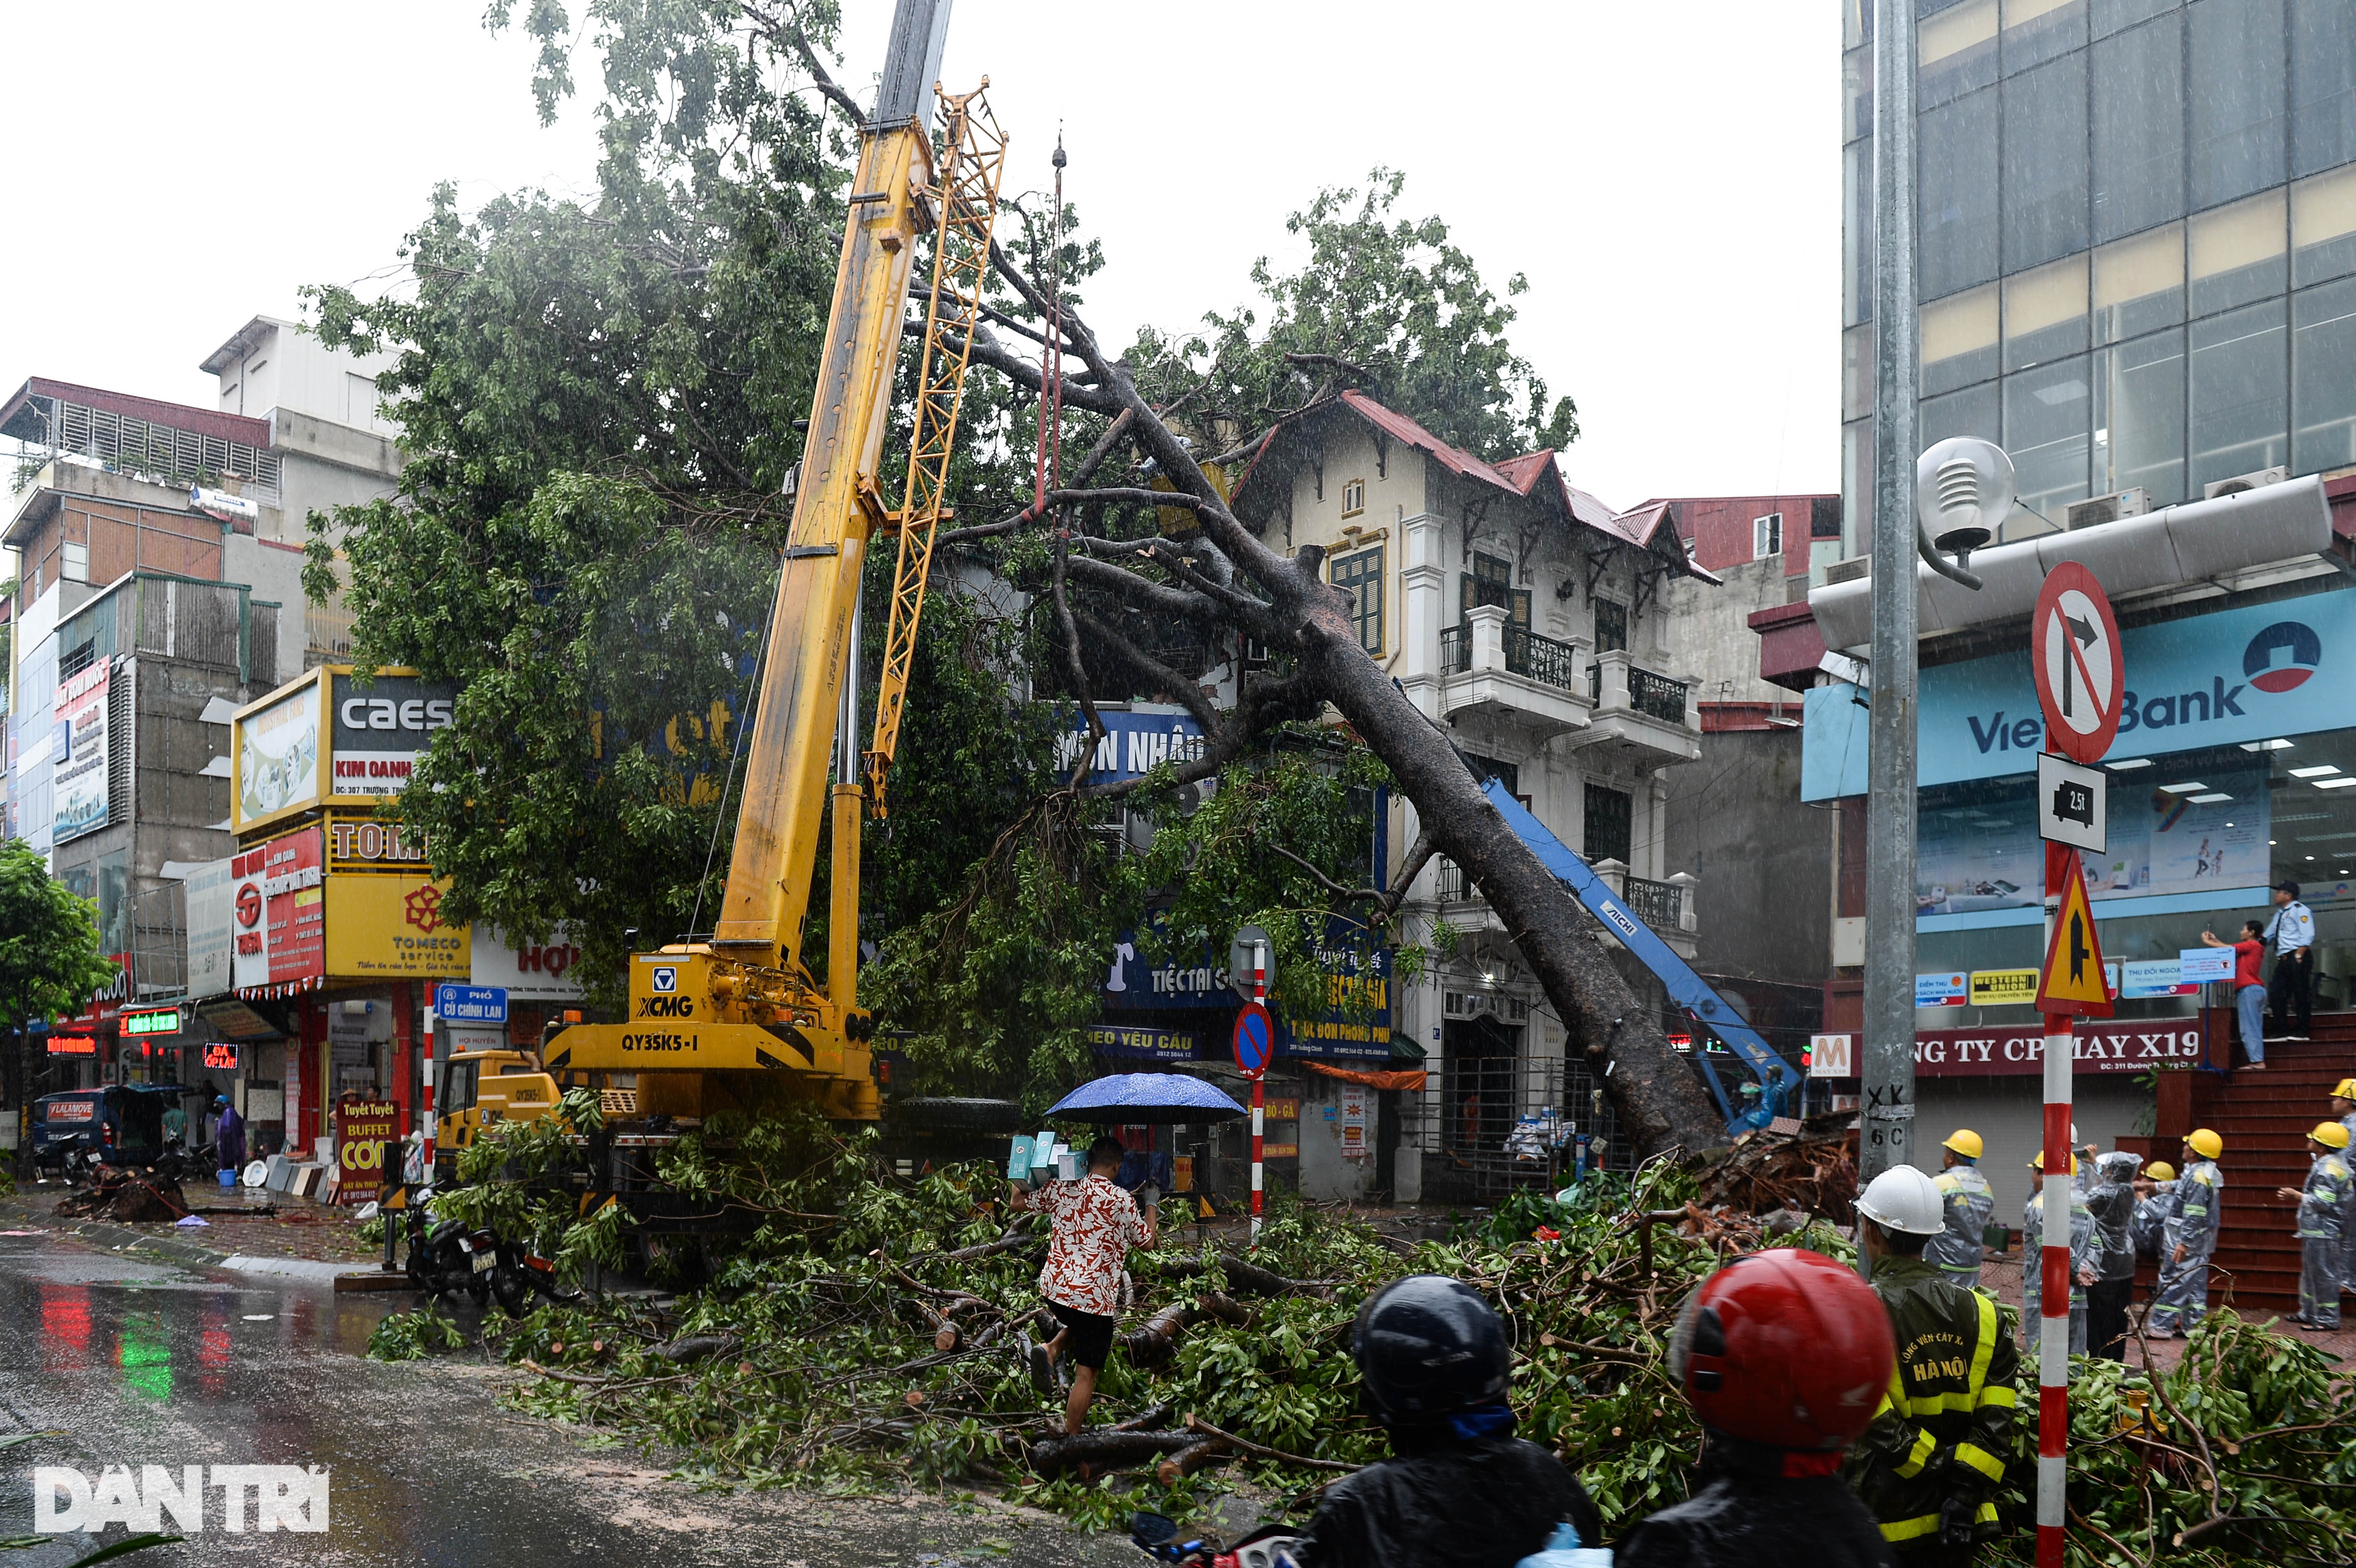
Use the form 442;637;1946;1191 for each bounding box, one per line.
1048;1301;1118;1371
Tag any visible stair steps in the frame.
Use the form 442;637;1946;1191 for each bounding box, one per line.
2184;1027;2356;1310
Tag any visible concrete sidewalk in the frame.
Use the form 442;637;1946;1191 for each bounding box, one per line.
1977;1254;2356;1369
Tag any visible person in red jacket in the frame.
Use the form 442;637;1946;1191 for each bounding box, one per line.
2200;920;2268;1069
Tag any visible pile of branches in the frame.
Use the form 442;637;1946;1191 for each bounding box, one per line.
382;1117;2356;1559
57;1167;190;1224
1694;1126;1858;1226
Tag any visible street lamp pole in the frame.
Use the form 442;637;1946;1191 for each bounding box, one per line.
1862;0;1921;1191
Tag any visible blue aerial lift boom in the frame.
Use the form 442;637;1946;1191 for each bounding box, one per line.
1481;780;1799;1133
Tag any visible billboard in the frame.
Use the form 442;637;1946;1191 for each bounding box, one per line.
324;875;471;980
329;672;456;797
229;828;326;996
52;662;111;843
234;675;324;832
472;927;587;1000
183;857;234;998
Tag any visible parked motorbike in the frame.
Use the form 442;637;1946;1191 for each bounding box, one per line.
401;1199;499;1306
1130;1512;1302;1568
37;1132;101;1186
487;1237;574;1316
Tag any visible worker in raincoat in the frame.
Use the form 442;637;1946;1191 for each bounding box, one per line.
1924;1130;1994;1287
2131;1161;2178;1271
2280;1122;2352;1331
2332;1080;2356;1293
1846;1167;2018;1564
2019;1153;2093;1366
2147;1129;2224;1338
2083;1151;2141;1361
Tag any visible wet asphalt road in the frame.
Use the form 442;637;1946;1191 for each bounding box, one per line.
0;1231;1143;1568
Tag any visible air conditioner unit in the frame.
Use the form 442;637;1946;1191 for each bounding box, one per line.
2065;487;2151;530
1823;556;1871;585
2203;466;2289;500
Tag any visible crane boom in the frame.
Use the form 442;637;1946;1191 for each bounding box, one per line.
540;0;1001;1122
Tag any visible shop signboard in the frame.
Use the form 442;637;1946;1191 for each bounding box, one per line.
2119;958;2197;1000
1277;919;1392;1062
2179;947;2235;984
332;1098;403;1199
1968;969;2040;1007
183;857;234;997
1054;708;1209;786
122;1007;181;1038
201;1042;242;1070
262;828;326;989
232;675;324;833
52;661;111;844
471;926;588;1000
324;811;429;874
1338;1087;1368;1160
47;1035;97;1057
1916;972;1967;1007
1082;1025;1197;1061
230;844;271;992
324;875;472;979
1808;1022;2204;1080
329;672;456;798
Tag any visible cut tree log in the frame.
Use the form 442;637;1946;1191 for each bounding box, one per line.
1029;1429;1200;1477
1157;1436;1232;1485
1116;1302;1196;1368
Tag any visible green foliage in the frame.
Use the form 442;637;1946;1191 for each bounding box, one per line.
1131;170;1577;462
0;840;119;1053
368;1303;468;1361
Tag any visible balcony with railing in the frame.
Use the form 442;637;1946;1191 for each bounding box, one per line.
1426;853;1698;956
1582;649;1699;762
1435;604;1593;735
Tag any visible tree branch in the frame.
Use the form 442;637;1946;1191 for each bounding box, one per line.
1378;827;1438;920
1049;521;1107;791
1065;556;1226;623
745;6;866;123
1069;609;1221;733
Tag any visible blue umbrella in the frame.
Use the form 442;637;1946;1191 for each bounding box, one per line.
1044;1073;1249;1124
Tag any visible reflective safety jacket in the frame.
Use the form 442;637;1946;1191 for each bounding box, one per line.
2296;1151;2353;1244
2176;1160;2223;1259
1925;1166;1994;1280
1846;1255;2019;1548
2131;1181;2179;1263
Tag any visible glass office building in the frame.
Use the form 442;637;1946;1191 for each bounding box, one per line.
1842;0;2356;543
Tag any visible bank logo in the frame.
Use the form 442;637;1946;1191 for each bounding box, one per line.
35;1464;328;1533
2243;621;2321;693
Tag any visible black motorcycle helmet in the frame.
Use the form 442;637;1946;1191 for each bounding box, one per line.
1353;1274;1511;1425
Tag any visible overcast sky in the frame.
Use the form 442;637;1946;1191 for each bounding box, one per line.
0;0;1837;510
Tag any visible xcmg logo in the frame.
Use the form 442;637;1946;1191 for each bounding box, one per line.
2244;621;2321;693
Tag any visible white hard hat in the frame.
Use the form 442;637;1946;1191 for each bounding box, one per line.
1856;1166;1946;1236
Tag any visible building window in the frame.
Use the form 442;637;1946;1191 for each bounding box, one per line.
1330;545;1384;656
61;541;88;583
2292;274;2356;473
2190;0;2288;212
1341;477;1365;517
2189;297;2289;491
1752;513;1783;559
1459;552;1530;627
1593;597;1629;653
1584;783;1633;866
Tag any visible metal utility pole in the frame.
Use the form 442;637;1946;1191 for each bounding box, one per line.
1861;0;1919;1189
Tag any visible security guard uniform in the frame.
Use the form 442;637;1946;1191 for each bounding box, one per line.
2295;1133;2352;1330
1926;1165;1994;1286
1846;1254;2018;1561
2149;1155;2223;1337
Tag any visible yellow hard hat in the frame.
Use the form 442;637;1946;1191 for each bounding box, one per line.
1944;1129;1984;1159
2332;1078;2356;1101
2184;1129;2223;1160
2145;1161;2176;1182
2029;1152;2081;1173
2313;1122;2352;1150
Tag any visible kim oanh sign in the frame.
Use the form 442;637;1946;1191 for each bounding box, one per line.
1812;1022;2204;1079
1806;590;2356;799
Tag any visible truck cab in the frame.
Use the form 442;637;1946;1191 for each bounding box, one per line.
436;1049;561;1154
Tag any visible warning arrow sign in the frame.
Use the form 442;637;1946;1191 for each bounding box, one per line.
2032;562;2126;764
2034;852;2114;1016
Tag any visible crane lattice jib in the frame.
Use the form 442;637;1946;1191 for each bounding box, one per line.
864;84;1007;816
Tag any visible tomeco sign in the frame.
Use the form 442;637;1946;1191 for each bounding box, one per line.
1805;589;2356;797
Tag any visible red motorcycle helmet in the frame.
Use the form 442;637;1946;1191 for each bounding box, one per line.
1668;1248;1893;1451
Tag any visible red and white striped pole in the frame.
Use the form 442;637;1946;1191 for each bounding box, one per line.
1249;949;1266;1244
2038;844;2073;1568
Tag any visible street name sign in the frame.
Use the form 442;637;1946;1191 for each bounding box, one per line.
433;984;508;1024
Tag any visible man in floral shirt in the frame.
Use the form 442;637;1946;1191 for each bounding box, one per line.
1009;1134;1158;1434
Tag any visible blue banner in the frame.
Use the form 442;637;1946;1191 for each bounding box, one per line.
1055;708;1209;786
1806;583;2356;799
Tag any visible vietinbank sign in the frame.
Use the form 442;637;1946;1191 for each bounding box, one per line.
1804;586;2356;797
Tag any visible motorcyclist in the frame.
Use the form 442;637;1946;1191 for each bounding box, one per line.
1924;1131;1994;1287
2082;1151;2141;1361
1615;1248;1897;1568
2019;1153;2094;1366
2148;1129;2224;1338
2280;1122;2353;1331
1847;1166;2018;1565
1287;1274;1601;1568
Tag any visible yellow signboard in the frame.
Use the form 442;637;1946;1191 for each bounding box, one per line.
2035;855;2113;1015
323;874;472;980
1968;969;2040;1008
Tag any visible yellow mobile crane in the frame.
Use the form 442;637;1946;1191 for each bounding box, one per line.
530;0;1005;1125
